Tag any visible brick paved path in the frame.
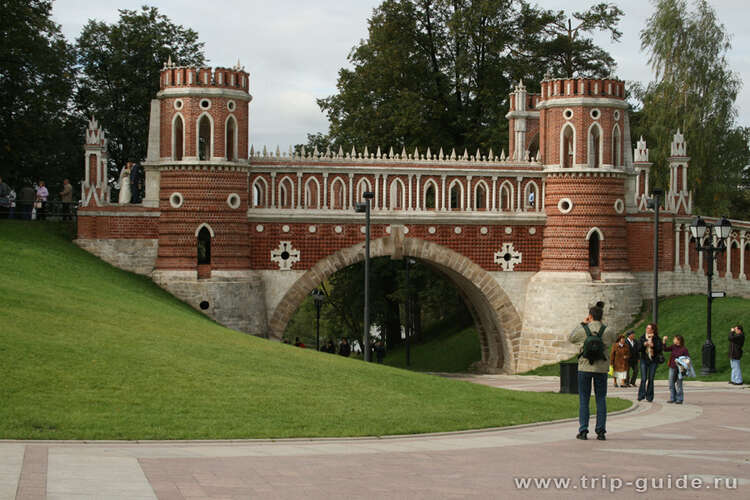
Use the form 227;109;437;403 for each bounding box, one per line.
1;377;748;499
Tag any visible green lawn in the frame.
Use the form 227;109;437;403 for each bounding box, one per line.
383;323;481;372
0;221;630;439
522;295;750;380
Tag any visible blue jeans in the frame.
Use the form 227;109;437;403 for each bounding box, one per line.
638;360;658;401
668;367;683;402
730;359;743;384
578;371;607;434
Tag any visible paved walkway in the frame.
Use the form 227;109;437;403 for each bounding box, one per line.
1;377;748;499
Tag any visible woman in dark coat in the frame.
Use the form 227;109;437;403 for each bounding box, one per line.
610;334;630;387
638;323;664;402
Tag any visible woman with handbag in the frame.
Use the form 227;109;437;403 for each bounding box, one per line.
35;180;48;221
663;335;689;404
610;334;630;388
638;323;664;402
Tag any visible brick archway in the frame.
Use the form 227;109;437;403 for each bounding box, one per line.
268;231;523;373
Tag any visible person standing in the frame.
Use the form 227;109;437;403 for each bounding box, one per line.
59;178;73;220
0;176;10;219
625;331;639;387
374;340;386;364
338;338;351;357
662;335;689;404
637;323;663;402
17;184;35;220
729;325;744;385
35;181;48;220
568;303;616;440
610;335;630;388
118;163;132;204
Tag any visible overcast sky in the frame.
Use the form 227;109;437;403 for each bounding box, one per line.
51;0;750;150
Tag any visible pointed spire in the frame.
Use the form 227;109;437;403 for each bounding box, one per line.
325;145;331;158
439;147;444;160
313;145;319;158
401;146;407;159
377;146;382;159
364;146;369;158
488;148;494;161
262;145;268;157
450;148;456;160
351;146;356;158
475;148;481;161
167;55;173;68
500;149;506;161
337;146;344;158
276;145;281;157
414;147;419;160
389;147;394;159
250;145;255;157
426;147;432;160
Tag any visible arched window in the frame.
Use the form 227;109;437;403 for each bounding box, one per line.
198;114;212;160
423;181;437;210
474;181;488;210
499;181;513;211
225;116;237;161
449;180;463;210
586;228;603;269
389;178;405;210
331;178;346;209
197;226;211;265
356;178;372;202
612;124;621;167
588;123;602;168
528;133;539;161
304;177;320;209
561;124;575;168
172;114;184;161
524;181;539;211
279;177;294;209
252;178;267;207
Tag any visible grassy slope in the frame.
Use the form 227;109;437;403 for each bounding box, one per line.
522;296;750;380
383;324;481;372
0;221;629;440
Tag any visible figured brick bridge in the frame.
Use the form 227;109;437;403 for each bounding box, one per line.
76;62;750;373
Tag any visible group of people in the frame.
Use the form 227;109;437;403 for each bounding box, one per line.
118;162;144;204
287;337;388;363
0;176;74;220
570;301;744;441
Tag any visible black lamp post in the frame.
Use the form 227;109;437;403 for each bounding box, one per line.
689;216;732;375
311;288;325;351
355;191;375;362
404;258;416;367
647;188;664;324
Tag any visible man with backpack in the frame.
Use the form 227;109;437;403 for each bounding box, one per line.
568;302;616;441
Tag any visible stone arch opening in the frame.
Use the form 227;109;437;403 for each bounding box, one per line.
268;236;523;373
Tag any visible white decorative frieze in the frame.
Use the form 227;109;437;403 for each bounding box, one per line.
494;242;522;272
271;241;300;270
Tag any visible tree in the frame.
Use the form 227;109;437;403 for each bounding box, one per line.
317;0;622;154
638;0;749;216
0;0;80;191
75;6;206;180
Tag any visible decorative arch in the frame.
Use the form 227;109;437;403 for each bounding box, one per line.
389;178;406;210
196;112;214;161
474;180;489;210
587;122;603;168
423;179;438;210
278;176;294;209
225;114;238;161
171;113;185;161
252;177;267;207
304;177;320;209
560;123;576;168
585;227;605;241
612;123;622;167
586;227;603;271
527;132;539;161
499;180;514;211
194;222;215;237
449;179;464;211
268;237;523;373
523;181;540;211
356;177;372;202
330;177;346;209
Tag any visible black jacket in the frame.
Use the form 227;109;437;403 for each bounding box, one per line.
338;343;351;357
729;332;744;360
638;333;663;363
626;338;639;363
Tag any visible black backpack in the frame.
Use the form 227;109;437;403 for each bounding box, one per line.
579;323;607;363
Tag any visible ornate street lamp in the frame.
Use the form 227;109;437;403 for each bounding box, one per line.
355;191;375;362
311;288;325;351
689;216;732;375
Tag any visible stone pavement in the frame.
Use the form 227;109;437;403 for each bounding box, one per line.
1;376;748;499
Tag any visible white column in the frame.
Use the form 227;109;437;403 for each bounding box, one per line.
674;224;680;271
684;227;690;272
516;176;523;212
296;172;303;209
698;245;703;275
541;178;546;211
416;174;421;211
348;173;353;210
374;174;380;210
408;174;413;211
441;174;447;211
270;172;276;208
323;172;329;209
726;236;733;279
382;174;389;209
466;175;473;211
491;176;497;212
740;231;746;279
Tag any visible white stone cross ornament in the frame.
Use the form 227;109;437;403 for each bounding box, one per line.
271;241;300;270
494;242;522;272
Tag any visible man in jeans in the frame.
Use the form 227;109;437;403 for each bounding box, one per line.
568;304;616;440
729;325;744;385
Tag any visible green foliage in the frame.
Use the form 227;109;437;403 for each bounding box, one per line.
0;221;629;438
0;0;81;190
318;0;622;154
75;6;206;176
637;0;750;216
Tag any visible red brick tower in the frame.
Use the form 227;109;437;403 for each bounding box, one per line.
536;77;630;277
147;58;253;278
